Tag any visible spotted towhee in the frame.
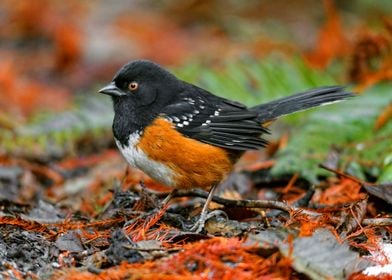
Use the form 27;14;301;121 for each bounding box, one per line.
99;60;353;231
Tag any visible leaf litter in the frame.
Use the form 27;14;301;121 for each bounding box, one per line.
0;1;392;279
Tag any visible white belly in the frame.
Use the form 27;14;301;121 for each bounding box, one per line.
115;133;175;187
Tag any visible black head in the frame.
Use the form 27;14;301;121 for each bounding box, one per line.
98;60;180;106
98;60;183;144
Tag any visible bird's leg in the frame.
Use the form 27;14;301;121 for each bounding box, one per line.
160;189;178;207
189;184;218;233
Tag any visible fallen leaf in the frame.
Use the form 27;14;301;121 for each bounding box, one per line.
248;228;372;280
363;182;392;205
305;0;349;68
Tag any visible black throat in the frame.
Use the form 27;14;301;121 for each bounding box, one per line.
111;97;157;147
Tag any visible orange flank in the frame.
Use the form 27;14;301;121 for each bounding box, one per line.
137;118;234;190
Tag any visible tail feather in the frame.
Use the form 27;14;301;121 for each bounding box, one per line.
251;86;354;123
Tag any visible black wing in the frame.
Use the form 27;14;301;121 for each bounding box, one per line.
160;84;268;151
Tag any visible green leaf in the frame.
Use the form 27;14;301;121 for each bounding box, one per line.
272;83;392;182
378;153;392;183
0;95;114;159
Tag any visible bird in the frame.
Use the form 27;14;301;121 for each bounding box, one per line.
98;59;353;232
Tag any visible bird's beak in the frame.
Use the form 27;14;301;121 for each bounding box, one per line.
98;82;126;97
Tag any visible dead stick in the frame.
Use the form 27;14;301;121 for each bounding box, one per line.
362;218;392;226
171;189;392;226
173;189;292;213
319;164;363;184
174;189;332;216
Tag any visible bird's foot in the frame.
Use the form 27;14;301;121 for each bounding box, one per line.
189;209;227;233
188;184;218;233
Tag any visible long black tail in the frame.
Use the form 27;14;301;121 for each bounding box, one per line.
251;86;354;123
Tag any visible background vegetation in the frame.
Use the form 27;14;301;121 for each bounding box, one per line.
0;1;391;279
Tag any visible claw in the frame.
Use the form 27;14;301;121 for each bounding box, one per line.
190;209;228;233
188;185;218;233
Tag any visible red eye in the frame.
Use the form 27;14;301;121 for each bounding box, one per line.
128;82;138;91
